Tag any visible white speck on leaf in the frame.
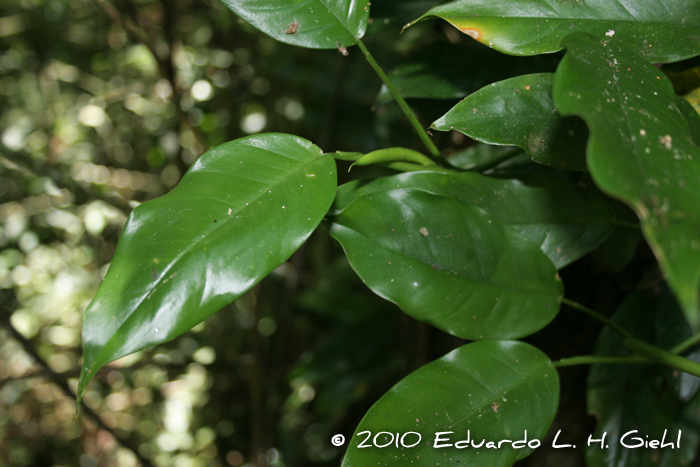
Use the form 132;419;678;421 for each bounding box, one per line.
660;135;673;149
606;30;615;37
419;227;429;237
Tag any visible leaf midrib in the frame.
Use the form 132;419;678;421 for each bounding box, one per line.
337;187;612;226
331;222;559;300
93;151;329;368
316;0;358;40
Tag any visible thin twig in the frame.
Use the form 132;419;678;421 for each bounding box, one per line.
672;332;700;355
0;298;153;467
553;354;650;367
561;298;634;339
0;369;81;387
1;146;132;216
91;0;209;154
356;39;446;166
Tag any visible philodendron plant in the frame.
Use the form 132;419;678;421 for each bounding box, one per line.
78;1;700;466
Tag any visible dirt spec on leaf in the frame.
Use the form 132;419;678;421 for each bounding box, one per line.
337;42;349;56
285;21;298;35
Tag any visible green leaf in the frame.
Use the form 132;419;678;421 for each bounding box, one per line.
79;134;336;400
654;287;700;403
587;290;700;467
447;144;522;172
217;0;369;49
433;73;588;172
334;171;615;269
678;95;700;146
376;43;561;103
341;340;560;467
592;197;642;272
553;33;700;329
410;0;700;63
328;188;562;340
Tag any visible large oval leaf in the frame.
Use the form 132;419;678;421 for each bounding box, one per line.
432;73;588;172
409;0;700;63
342;340;560;467
553;33;700;329
79;134;336;399
217;0;369;49
328;189;562;339
334;171;615;269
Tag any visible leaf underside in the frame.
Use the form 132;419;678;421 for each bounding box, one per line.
411;0;700;63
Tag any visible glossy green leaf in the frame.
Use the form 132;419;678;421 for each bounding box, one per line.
376;43;561;103
554;33;700;329
328;188;562;339
342;340;560;467
79;134;336;399
433;73;588;172
587;290;700;467
410;0;700;63
217;0;369;49
334;171;614;268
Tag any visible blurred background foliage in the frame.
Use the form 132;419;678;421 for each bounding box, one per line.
3;0;698;466
0;0;462;466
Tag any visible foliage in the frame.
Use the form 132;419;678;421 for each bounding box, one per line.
2;0;700;466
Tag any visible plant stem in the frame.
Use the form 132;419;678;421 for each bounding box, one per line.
465;146;523;173
351;147;437;169
671;333;700;355
379;161;455;173
356;39;446;165
559;298;700;376
553;355;650;367
561;298;634;339
624;337;700;377
612;218;640;229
